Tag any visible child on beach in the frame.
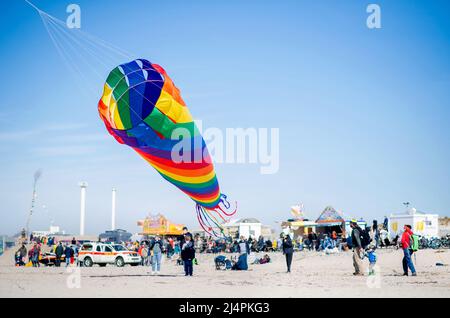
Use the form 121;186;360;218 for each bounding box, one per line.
365;244;377;276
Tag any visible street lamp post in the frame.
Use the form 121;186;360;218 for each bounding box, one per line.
79;182;88;236
111;188;116;230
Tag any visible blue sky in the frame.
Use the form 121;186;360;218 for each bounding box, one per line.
0;0;449;236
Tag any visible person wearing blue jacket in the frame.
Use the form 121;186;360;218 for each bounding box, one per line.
63;244;74;267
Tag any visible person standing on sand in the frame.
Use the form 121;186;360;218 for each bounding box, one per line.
64;244;74;267
371;220;380;248
15;244;27;266
312;231;319;251
31;243;40;267
55;242;64;267
350;220;364;276
181;235;195;276
401;224;417;276
138;242;145;266
141;242;149;266
282;233;294;273
178;227;192;246
149;236;163;275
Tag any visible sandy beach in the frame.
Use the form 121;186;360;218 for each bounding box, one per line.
1;248;449;298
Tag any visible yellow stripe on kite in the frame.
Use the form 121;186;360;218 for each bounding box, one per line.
101;84;124;130
111;99;124;130
155;90;193;123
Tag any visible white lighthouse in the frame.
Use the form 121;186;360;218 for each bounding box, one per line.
78;181;88;236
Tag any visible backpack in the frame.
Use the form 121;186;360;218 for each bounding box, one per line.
410;234;419;252
360;228;371;248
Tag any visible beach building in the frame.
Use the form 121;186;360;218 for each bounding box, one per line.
221;218;272;240
281;205;317;238
281;220;317;239
31;225;66;237
389;207;439;238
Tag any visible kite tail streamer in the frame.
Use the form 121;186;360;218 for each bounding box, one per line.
195;194;237;237
217;194;238;217
196;204;224;237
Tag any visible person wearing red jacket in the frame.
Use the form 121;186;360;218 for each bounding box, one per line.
401;225;417;276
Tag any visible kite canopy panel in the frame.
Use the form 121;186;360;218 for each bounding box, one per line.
99;59;236;237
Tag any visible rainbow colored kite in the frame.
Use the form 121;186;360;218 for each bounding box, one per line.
98;59;236;236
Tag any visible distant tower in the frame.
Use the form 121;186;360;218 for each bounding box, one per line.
111;188;116;230
79;182;88;236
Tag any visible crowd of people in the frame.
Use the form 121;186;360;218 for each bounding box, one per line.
14;222;420;277
15;234;79;268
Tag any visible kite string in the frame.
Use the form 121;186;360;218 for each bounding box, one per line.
41;9;133;59
44;16;105;82
35;6;138;101
44;15;118;72
38;11;121;98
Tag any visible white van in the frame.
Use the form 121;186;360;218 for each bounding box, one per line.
78;242;141;267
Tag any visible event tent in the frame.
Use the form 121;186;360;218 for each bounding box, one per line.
315;206;366;237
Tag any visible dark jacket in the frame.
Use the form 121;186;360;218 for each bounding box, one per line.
282;236;294;254
178;232;192;247
257;237;265;249
64;246;74;258
150;240;163;253
181;241;195;260
351;226;363;249
55;244;64;257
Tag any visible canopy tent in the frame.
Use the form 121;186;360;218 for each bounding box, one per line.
314;206;346;236
316;206;345;226
137;214;185;236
